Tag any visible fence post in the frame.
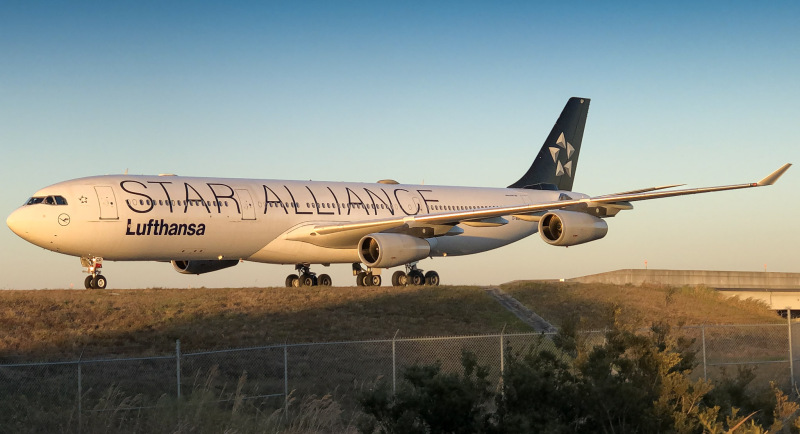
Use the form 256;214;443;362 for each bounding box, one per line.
176;339;181;400
500;325;506;398
701;325;707;381
788;309;794;390
77;351;83;433
392;330;399;395
500;325;506;378
283;343;289;417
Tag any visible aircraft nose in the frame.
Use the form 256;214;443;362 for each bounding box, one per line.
6;208;26;238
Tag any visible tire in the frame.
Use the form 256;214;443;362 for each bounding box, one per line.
369;274;382;287
302;275;316;287
93;275;107;289
356;272;366;286
391;271;407;287
84;275;93;289
318;274;332;286
424;271;440;286
410;270;424;286
285;275;297;287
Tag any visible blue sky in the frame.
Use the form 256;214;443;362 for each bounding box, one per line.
1;1;797;289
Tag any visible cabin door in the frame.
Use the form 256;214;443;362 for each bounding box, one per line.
236;189;256;220
94;186;119;220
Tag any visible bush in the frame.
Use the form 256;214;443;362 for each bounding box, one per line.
358;319;800;434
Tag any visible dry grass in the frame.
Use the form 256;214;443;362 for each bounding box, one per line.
0;285;530;360
0;281;783;361
502;281;782;329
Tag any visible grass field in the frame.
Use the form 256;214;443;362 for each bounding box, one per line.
0;282;790;433
502;281;781;329
0;285;533;360
0;281;782;361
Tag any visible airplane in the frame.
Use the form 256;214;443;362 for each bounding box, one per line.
6;97;791;289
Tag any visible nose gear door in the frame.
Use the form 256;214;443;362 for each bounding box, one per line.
94;186;119;220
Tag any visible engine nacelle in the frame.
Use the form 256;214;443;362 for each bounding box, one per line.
538;210;608;247
172;260;239;275
358;233;431;268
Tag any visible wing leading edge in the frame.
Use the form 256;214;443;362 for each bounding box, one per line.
285;164;791;248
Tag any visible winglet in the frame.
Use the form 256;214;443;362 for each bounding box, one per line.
757;163;792;186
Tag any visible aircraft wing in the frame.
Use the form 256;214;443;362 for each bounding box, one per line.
285;164;791;248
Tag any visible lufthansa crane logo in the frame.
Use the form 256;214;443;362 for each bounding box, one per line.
58;213;71;226
549;132;574;177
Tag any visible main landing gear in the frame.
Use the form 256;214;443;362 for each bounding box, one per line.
285;264;332;288
391;263;440;287
81;256;108;289
353;263;382;287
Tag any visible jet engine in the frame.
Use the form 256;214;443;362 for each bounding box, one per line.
172;259;239;275
358;233;431;268
538;210;608;246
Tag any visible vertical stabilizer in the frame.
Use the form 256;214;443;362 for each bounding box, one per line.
508;97;590;191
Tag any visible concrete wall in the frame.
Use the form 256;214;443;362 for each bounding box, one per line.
568;269;800;290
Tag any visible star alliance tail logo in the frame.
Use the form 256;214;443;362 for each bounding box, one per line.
549;132;574;177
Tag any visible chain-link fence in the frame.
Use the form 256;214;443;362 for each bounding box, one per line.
1;322;798;431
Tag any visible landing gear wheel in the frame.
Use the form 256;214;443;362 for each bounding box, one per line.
409;270;425;286
369;274;382;287
424;271;440;286
391;271;408;287
84;276;94;289
356;272;367;286
286;275;300;288
318;274;332;286
361;273;373;286
93;275;107;289
301;274;317;287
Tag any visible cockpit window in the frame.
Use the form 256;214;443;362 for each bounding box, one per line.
25;196;68;206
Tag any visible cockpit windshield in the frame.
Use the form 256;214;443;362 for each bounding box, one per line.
25;196;68;206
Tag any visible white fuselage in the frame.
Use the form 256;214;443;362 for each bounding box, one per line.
7;174;572;266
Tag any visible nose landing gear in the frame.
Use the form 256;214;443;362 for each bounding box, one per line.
81;256;107;289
